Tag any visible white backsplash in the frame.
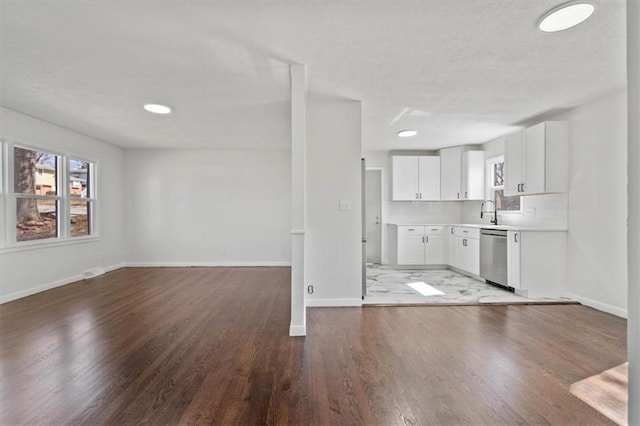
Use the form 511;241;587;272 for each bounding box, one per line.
461;193;568;228
387;201;463;224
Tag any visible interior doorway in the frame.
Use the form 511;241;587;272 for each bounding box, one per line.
365;169;382;264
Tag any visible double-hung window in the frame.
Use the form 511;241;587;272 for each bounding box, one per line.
14;146;61;242
68;158;95;237
6;142;97;246
487;155;521;212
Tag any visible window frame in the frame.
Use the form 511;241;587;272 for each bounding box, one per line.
0;137;100;252
486;155;522;214
67;156;97;238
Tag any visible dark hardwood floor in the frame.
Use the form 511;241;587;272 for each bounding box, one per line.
0;267;627;425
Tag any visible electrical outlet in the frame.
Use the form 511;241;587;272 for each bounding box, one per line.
338;200;351;211
307;285;314;294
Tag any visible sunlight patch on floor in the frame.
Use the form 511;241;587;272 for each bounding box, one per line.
407;281;445;297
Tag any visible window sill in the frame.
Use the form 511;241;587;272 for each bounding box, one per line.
0;235;100;254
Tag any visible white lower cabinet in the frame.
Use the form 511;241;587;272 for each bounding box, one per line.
507;231;567;298
449;226;480;276
390;225;445;266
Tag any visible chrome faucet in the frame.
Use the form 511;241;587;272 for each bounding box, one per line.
480;200;498;225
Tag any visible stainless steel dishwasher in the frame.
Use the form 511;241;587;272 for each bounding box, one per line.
480;228;508;287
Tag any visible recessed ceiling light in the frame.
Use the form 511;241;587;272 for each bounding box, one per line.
538;1;595;33
397;129;418;137
144;104;172;114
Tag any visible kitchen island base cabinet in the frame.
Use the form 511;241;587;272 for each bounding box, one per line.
508;231;567;298
389;225;445;267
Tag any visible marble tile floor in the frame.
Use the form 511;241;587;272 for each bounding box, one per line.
364;264;576;305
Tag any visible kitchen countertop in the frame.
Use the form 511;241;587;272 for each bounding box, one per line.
387;223;568;232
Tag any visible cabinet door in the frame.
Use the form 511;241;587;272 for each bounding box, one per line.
446;227;456;265
425;234;445;265
504;131;525;196
453;236;466;271
466;238;480;276
523;123;546;194
392;156;419;200
397;234;426;265
463;151;485;200
507;231;521;288
418;156;441;200
440;147;462;200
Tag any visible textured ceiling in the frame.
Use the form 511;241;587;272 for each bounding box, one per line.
0;0;627;150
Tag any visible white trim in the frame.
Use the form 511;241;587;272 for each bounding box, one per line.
124;261;291;267
0;235;99;254
305;298;363;307
0;262;125;304
565;292;628;318
289;324;306;336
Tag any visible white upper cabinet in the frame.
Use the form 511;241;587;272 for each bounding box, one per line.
439;147;484;200
440;147;462;200
504;121;568;196
392;156;441;201
504;131;524;196
462;151;485;200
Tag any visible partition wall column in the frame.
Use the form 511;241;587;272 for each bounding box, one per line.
628;1;639;423
289;64;307;336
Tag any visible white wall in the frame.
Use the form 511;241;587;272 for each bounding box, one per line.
560;90;628;316
305;99;362;305
123;149;291;265
0;107;125;302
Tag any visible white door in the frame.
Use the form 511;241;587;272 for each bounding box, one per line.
466;238;480;276
440;147;461;200
464;151;485;200
504;131;525;196
392;156;419;200
454;236;466;271
507;231;521;288
425;234;445;265
523;123;546;194
418;156;441;200
365;169;382;264
397;234;425;265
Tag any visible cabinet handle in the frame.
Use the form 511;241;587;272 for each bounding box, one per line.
426;236;429;243
451;228;454;234
416;193;419;199
432;228;439;232
515;233;518;243
421;236;425;243
408;228;415;231
465;191;468;198
457;192;460;199
521;184;525;192
420;193;423;199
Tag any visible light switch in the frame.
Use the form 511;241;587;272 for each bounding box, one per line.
339;200;351;211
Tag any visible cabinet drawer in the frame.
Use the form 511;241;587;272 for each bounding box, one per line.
398;226;425;235
425;226;444;235
453;227;480;239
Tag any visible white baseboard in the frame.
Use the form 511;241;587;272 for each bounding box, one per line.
0;262;125;304
289;324;306;336
104;263;126;273
124;261;291;267
305;298;363;307
565;292;628;318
